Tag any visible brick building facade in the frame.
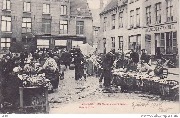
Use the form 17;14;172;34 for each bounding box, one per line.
0;0;93;54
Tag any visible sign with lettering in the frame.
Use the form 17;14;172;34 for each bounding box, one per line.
145;23;176;32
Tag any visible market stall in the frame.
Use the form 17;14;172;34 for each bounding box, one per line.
112;68;179;101
18;73;50;113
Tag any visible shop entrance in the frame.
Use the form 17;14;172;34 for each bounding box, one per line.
145;34;151;54
155;31;177;55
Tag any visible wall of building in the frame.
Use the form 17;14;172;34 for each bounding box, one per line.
99;3;129;54
0;0;93;54
99;0;179;58
143;0;178;56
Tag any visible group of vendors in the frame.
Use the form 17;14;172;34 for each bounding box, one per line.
0;47;91;108
96;49;153;90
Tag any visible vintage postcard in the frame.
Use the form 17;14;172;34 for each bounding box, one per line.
0;0;179;114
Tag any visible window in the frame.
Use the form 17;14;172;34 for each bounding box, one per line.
61;5;67;15
55;40;67;46
166;32;177;54
155;32;177;54
129;35;141;52
130;10;134;28
172;32;177;53
43;4;50;14
103;17;107;31
119;12;123;28
37;39;49;48
166;0;173;22
118;36;123;51
3;0;10;10
112;14;116;29
146;6;151;25
22;18;32;33
42;19;51;34
136;8;140;27
0;38;11;51
23;2;31;12
111;37;115;49
60;20;68;34
155;3;161;24
76;21;84;35
1;16;11;32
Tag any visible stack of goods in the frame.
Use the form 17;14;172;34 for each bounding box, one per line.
127;72;137;91
18;74;50;88
140;74;152;92
150;76;160;95
112;69;125;87
159;78;179;99
112;68;179;101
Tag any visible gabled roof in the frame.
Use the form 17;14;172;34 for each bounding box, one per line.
100;0;118;15
70;0;92;17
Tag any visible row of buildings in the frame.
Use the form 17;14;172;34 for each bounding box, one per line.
98;0;179;63
0;0;93;54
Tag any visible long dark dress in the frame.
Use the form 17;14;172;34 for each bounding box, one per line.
102;53;115;88
74;52;84;80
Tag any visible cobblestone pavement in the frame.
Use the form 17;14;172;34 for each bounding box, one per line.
49;69;179;114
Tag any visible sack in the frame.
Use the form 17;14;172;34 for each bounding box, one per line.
69;63;75;70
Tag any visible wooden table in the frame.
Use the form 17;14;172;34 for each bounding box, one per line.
19;86;49;113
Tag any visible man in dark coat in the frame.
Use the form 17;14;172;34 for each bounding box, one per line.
74;49;84;80
130;49;139;64
128;49;139;71
101;51;115;90
141;49;151;64
61;50;72;69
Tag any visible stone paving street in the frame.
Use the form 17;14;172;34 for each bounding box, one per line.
48;69;179;114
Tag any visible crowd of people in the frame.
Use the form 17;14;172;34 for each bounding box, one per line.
0;47;88;108
0;46;170;108
92;49;155;91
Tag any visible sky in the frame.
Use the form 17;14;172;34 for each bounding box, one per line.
87;0;109;9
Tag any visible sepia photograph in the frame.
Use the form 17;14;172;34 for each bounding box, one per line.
0;0;179;114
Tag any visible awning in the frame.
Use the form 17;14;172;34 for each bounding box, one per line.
22;33;35;39
35;35;86;41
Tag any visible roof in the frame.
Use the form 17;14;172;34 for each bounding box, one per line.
70;0;92;17
100;0;118;15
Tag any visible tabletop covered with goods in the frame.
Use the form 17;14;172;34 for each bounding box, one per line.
112;68;179;101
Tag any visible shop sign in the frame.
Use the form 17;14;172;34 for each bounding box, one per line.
145;24;176;32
